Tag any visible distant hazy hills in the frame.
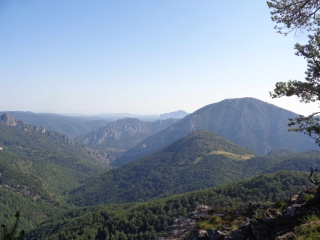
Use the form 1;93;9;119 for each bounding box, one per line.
75;118;179;161
113;98;318;166
69;130;320;206
0;114;110;164
0;111;110;139
159;110;188;120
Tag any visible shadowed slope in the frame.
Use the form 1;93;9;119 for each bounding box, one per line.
114;98;317;166
69;130;278;206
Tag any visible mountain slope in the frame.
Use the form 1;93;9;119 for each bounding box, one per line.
69;130;280;206
0;114;111;202
0;188;63;230
0;111;110;139
27;171;309;240
0;114;110;164
75;118;178;161
114;97;317;166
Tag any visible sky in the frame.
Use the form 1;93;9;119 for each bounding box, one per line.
0;0;319;115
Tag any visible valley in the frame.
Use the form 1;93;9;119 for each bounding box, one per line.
4;0;320;238
1;98;320;239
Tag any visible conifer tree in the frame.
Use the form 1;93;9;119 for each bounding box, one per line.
268;0;320;145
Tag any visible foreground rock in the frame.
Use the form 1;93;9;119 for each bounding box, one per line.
158;216;196;240
160;188;320;240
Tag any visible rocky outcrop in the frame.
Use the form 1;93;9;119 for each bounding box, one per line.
0;114;110;163
158;206;211;240
75;118;179;163
76;118;178;146
0;114;18;126
161;188;320;240
1;113;46;134
158;217;196;240
192;205;213;219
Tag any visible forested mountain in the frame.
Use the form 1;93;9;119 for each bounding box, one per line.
75;118;178;162
1;101;319;238
0;111;110;139
266;149;295;157
26;171;309;240
113;98;318;166
69;130;320;207
0;114;111;194
0;114;110;163
0;115;111;226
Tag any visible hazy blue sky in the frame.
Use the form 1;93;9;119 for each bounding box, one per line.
0;0;318;115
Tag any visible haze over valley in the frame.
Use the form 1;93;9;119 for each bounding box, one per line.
2;0;320;239
1;96;320;239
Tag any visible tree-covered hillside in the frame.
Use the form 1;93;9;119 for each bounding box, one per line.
0;111;110;139
69;130;320;207
114;98;318;166
26;171;310;240
0;117;111;226
0;114;111;164
68;131;275;206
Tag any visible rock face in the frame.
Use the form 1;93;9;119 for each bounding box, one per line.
0;114;18;126
158;217;196;240
158;205;211;240
1;113;46;132
76;118;178;146
115;98;318;165
159;110;188;120
75;118;178;162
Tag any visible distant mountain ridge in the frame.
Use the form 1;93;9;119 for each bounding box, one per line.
113;97;318;166
75;118;179;162
0;114;110;163
0;111;110;139
159;110;188;120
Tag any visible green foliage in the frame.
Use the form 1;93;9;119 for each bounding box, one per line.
274;200;288;211
116;98;319;166
0;121;110;230
69;130;279;206
0;111;110;139
196;212;242;231
271;46;320;144
268;0;320;146
295;214;320;240
26;171;309;239
267;0;320;35
0;122;110;198
69;131;320;206
1;212;25;240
